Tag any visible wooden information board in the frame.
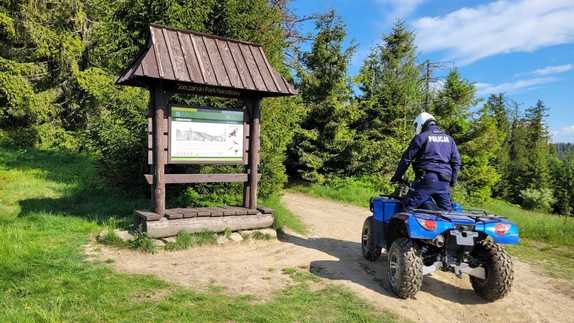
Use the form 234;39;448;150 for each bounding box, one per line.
169;107;245;164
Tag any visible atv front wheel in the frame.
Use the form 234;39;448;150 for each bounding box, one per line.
387;238;423;299
362;216;382;261
470;239;514;301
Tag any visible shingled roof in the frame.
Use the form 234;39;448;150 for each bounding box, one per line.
117;24;296;97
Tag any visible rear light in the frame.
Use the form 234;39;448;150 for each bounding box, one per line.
417;218;437;231
494;223;510;236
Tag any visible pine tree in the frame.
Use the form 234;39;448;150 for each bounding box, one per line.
550;153;574;215
457;106;501;201
353;20;422;175
484;94;511;197
431;70;474;141
288;11;356;182
524;100;552;190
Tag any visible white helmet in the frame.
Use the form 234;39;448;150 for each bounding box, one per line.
414;112;436;135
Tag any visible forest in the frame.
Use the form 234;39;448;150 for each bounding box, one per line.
1;0;573;215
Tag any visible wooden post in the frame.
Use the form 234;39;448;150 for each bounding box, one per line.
150;87;171;216
243;105;251;208
245;97;261;209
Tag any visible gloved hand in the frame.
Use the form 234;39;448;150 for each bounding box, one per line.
390;174;402;184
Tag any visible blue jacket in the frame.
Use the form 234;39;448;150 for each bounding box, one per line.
393;125;461;184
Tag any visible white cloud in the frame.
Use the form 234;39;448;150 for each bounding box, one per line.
376;0;426;21
413;1;574;64
531;64;574;76
552;125;574;143
475;77;556;96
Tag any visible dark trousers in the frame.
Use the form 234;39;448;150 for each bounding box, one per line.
404;172;452;211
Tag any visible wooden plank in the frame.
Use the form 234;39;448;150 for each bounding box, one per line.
165;209;183;219
209;207;224;217
165;29;190;81
250;46;278;92
216;40;243;88
228;42;256;90
246;208;259;215
203;37;231;87
178;32;203;83
197;209;211;217
181;208;199;218
145;214;274;238
238;43;266;91
165;173;250;184
135;210;162;221
230;207;248;215
191;34;217;85
141;43;160;78
221;206;237;216
145;173;261;185
150;27;175;80
258;47;285;93
271;69;288;94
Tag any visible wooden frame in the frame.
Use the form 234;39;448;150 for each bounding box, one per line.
147;86;262;216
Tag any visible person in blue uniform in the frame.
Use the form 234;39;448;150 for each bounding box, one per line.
390;112;461;211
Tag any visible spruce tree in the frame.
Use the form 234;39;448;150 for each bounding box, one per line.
431;70;474;141
288;11;356;182
457;106;501;201
484;94;511;197
354;20;422;175
524;100;552;190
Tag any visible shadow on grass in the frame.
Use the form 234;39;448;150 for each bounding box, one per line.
18;192;148;226
279;231;488;305
0;146;149;226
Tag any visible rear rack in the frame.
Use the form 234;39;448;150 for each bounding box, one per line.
412;208;505;222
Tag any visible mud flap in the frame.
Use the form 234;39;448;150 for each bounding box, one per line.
372;218;385;249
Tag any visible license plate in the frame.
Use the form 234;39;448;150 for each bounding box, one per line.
450;230;478;246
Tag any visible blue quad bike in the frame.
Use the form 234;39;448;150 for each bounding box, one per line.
362;182;519;301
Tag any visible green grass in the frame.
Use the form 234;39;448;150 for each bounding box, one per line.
290;177;389;208
0;146;396;322
480;200;574;283
262;194;307;234
507;240;574;283
481;199;574;247
164;231;217;251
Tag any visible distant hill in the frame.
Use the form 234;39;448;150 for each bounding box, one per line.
553;143;574;159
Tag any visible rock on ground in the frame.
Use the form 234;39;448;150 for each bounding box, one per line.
228;232;243;242
114;229;135;242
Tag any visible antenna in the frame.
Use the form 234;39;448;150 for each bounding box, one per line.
420;60;453;112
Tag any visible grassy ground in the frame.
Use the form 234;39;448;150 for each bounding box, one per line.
0;146;397;322
480;200;574;283
480;199;574;246
292;181;574;283
290;178;384;209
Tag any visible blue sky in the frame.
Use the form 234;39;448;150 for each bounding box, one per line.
289;0;574;143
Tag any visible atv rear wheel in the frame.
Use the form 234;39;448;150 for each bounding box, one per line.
361;216;382;261
387;237;423;299
470;239;514;301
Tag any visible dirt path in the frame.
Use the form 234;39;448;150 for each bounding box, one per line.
94;193;574;323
